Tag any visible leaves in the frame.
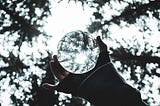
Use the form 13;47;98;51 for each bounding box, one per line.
0;0;51;43
1;0;160;105
0;0;51;104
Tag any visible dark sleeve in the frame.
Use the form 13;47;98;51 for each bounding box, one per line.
121;84;148;106
76;63;148;106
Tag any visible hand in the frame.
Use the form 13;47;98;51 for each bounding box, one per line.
42;55;70;91
42;36;108;91
50;55;69;81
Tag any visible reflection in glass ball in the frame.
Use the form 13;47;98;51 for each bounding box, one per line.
57;30;99;74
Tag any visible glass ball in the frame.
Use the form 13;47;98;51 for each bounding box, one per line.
57;30;99;74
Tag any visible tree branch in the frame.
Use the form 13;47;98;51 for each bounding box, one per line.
103;0;160;25
111;53;160;64
0;3;41;35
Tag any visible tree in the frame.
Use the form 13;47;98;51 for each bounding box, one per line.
0;0;54;105
0;0;160;105
80;0;160;105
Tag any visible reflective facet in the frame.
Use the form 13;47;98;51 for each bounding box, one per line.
57;30;99;74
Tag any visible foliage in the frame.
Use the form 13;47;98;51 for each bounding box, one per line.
0;0;52;105
82;0;160;105
0;0;160;106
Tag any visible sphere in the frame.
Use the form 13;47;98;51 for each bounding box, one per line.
57;30;99;74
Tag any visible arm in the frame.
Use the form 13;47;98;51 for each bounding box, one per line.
42;36;147;106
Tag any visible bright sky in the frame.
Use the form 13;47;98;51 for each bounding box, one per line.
44;0;94;54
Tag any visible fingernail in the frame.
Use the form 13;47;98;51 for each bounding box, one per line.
50;60;54;63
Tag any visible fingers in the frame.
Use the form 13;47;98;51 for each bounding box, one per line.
50;55;69;81
94;36;110;68
96;36;107;53
43;55;71;92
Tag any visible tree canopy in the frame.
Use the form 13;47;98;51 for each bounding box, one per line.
0;0;160;105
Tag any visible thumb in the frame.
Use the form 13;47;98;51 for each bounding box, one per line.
96;36;107;53
42;83;58;91
42;74;79;94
